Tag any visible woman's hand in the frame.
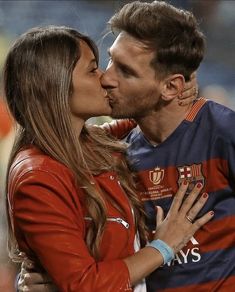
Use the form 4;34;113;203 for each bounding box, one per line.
178;72;199;106
124;181;213;285
17;260;56;292
154;181;213;254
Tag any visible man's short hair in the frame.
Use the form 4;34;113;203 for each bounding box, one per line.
109;1;205;80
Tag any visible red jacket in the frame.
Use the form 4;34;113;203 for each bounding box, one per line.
8;147;136;291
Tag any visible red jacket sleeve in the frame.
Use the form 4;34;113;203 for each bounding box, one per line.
11;170;132;292
100;119;137;139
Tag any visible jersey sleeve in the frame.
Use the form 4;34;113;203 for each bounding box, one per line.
219;107;235;185
100;119;137;139
10;170;132;292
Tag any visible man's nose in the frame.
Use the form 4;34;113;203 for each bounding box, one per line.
100;67;117;89
97;68;104;78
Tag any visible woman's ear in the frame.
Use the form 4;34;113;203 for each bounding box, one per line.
161;74;185;101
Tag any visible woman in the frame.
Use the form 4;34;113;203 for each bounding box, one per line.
4;26;213;292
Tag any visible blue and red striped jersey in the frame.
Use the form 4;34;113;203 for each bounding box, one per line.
108;98;235;291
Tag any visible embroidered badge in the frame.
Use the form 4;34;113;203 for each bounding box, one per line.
149;167;164;185
177;163;205;192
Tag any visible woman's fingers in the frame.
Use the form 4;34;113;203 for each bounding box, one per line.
153;181;214;254
178;71;198;105
156;206;164;226
21;260;35;271
192;210;214;231
18;271;53;292
23;272;51;285
183;72;197;92
168;181;189;214
19;284;55;292
185;192;209;223
179;182;204;216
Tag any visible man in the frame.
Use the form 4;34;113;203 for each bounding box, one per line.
100;1;235;291
18;1;235;291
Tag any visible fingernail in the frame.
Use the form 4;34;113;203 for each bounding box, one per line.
197;182;202;188
183;180;188;185
210;211;214;216
202;192;208;198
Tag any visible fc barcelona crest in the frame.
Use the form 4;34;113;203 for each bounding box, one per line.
149;167;164;185
177;163;205;192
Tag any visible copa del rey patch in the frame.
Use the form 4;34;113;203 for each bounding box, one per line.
177;163;205;192
149;167;164;185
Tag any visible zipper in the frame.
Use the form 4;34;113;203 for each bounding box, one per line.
117;180;135;228
84;216;129;229
108;217;130;228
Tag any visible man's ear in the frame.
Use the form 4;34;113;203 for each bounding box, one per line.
161;74;185;101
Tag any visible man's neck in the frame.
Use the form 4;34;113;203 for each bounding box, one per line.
135;101;193;145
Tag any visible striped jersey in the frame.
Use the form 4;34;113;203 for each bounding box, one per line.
107;98;235;292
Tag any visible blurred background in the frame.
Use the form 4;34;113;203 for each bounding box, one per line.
0;0;234;290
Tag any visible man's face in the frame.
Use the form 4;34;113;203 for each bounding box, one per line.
101;32;163;119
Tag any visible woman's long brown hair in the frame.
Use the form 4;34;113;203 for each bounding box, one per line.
3;26;146;261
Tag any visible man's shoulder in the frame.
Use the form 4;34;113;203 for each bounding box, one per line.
201;99;235;140
207;99;235;115
204;99;235;123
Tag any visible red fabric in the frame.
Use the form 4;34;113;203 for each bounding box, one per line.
101;119;137;139
8;147;135;292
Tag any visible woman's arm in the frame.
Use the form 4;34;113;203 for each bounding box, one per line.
11;170;131;292
100;118;137;139
15;175;213;291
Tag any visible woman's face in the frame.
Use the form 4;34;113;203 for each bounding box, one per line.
69;41;111;122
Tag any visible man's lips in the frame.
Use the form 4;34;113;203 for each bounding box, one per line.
108;97;115;106
106;91;116;106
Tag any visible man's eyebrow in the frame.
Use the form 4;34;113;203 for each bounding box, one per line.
117;62;138;77
107;48;138;77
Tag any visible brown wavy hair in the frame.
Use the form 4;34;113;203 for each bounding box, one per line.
3;26;146;261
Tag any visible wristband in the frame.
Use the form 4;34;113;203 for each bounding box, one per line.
147;239;175;265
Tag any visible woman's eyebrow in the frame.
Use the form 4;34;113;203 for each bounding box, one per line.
87;59;97;69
